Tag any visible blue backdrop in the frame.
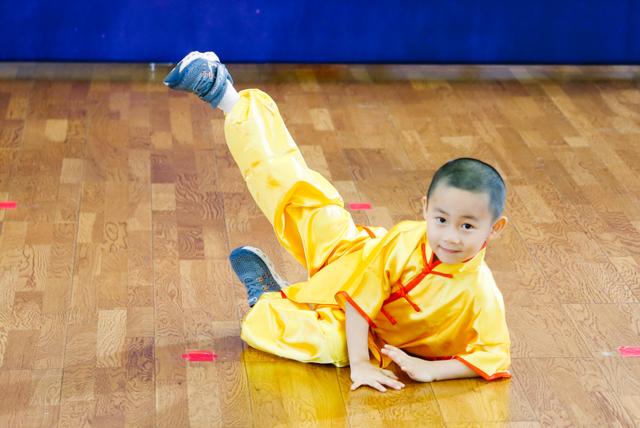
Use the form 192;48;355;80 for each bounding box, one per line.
1;1;638;63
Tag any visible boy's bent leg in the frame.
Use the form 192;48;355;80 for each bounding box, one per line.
224;89;382;276
241;293;349;366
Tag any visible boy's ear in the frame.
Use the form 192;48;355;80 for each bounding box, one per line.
489;216;508;239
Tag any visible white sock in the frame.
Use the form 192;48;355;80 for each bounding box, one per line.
217;83;240;114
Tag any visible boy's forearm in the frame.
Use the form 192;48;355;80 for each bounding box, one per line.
344;304;479;381
345;302;370;365
419;357;478;381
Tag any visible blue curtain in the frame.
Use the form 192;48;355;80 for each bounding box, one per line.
1;1;638;63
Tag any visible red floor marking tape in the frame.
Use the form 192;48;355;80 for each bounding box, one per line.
618;346;640;357
0;201;17;209
181;350;218;362
348;202;372;210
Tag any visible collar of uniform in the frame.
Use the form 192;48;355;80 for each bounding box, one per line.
422;238;486;276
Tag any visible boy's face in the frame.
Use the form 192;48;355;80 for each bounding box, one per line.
422;183;508;264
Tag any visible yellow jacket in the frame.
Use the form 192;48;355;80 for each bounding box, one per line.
283;220;511;381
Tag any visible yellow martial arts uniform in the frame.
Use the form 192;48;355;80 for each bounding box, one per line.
225;89;511;381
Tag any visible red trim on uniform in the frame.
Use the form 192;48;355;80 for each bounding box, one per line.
454;356;512;381
434;272;452;279
382;243;452;307
423;243;452;278
421;242;429;265
360;225;376;239
424;355;455;361
402;292;422;312
379;306;398;325
280;290;287;299
335;291;378;328
383;276;424;306
431;271;453;279
317;247;338;272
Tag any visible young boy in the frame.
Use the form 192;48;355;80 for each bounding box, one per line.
164;51;511;392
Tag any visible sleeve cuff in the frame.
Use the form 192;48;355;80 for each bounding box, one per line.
454;356;512;381
335;290;378;328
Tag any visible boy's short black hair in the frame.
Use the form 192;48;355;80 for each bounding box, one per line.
426;158;506;221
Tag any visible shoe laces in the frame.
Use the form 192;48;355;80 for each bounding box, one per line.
244;275;277;292
193;64;216;98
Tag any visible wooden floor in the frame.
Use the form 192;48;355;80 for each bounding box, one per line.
0;62;639;427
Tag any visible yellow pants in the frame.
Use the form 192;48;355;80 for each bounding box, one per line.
224;89;379;366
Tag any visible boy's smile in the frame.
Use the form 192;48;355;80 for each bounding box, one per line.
422;184;508;264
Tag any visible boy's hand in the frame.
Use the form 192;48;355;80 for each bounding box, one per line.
381;344;435;383
350;361;405;392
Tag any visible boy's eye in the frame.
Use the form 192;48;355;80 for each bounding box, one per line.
435;217;446;224
462;223;474;230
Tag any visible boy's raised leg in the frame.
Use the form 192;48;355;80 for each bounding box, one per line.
223;88;384;276
164;51;384;286
164;51;376;366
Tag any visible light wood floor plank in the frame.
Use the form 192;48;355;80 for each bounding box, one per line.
0;62;638;426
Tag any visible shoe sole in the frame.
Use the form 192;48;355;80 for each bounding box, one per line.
164;51;222;86
179;51;220;72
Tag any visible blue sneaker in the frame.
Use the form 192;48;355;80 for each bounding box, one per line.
163;51;234;108
229;246;288;307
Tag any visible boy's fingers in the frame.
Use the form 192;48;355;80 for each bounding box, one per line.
385;350;403;365
371;381;387;392
385;382;404;391
394;352;409;364
386;345;408;362
378;375;404;390
351;382;362;391
382;369;398;379
400;366;413;376
387;381;404;390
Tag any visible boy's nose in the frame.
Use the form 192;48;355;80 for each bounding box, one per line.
443;232;461;245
